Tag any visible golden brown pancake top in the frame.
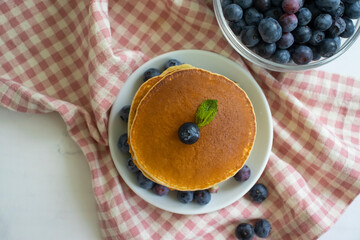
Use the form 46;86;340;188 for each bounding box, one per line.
130;68;256;190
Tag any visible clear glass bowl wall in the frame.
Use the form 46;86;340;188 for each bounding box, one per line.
213;0;360;72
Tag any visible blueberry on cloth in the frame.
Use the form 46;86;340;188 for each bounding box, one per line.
127;157;139;173
234;165;251;182
144;68;161;82
249;183;268;203
117;133;129;153
136;172;155;189
153;184;170;196
164;59;182;70
194;190;211;205
178;122;200;144
119;105;130;122
235;223;255;240
177;191;194;204
254;219;271;238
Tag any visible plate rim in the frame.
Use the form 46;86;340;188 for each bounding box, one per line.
108;49;273;215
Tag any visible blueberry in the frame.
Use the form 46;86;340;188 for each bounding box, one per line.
319;38;338;57
144;68;161;82
315;0;341;12
328;1;344;18
277;32;295;49
240;26;261;47
178;122;200;144
282;0;302;14
177;191;194;204
293;25;312;43
279;13;298;32
341;17;355;38
222;0;234;9
244;7;264;25
327;17;346;37
136;172;155;189
313;14;333;31
291;45;313;65
117;133;129;153
271;0;283;7
164;59;182;70
229;19;247;35
249;183;268;202
119;105;130;122
264;7;283;20
258;18;282;43
309;45;322;60
344;1;360;19
272;49;291;63
127;157;139;173
255;42;277;58
194;190;211;205
333;36;341;49
153;184;170;196
304;2;322;19
309;30;325;45
224;4;244;22
254;219;271;238
296;8;312;26
234;165;251;182
235;223;254;240
234;0;253;9
343;0;358;3
253;0;271;12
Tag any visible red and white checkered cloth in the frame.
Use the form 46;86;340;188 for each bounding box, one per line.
1;0;360;239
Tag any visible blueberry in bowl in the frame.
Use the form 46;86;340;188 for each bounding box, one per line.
214;0;360;71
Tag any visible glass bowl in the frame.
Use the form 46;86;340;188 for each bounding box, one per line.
213;0;360;72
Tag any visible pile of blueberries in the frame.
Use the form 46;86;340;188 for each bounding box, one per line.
222;0;360;65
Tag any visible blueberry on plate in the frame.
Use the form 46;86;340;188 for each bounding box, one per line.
235;223;254;240
153;184;170;196
127;157;139;173
194;190;211;205
177;191;194;204
258;18;282;43
254;219;271;238
164;59;182;70
249;183;268;203
234;165;251;182
117;133;129;153
224;4;244;22
136;172;155;189
178;122;200;144
119;105;130;122
144;68;161;82
291;45;313;65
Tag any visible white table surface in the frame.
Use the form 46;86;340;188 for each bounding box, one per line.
1;43;360;240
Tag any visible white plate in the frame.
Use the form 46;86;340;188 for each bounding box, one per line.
108;50;273;215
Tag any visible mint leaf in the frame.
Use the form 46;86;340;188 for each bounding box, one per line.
195;99;218;128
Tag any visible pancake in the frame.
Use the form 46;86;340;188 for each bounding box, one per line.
129;68;256;191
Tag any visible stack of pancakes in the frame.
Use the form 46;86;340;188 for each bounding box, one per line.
128;64;256;191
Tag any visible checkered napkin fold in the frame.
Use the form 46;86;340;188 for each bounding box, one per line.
1;0;360;239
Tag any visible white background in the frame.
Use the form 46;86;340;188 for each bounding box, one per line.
1;43;360;240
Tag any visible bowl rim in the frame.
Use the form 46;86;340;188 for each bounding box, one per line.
213;0;360;72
